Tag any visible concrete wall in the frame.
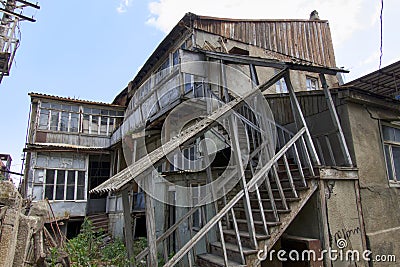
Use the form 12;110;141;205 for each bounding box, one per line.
346;101;400;266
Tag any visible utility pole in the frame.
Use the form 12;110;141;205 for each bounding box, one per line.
0;0;39;83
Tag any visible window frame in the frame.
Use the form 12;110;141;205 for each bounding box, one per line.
306;76;319;91
381;122;400;187
38;100;123;136
40;168;88;201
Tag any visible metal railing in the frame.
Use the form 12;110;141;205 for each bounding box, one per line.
164;127;311;266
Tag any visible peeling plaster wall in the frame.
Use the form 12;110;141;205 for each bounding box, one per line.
346;102;400;266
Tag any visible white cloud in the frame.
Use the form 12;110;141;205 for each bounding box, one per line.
117;0;133;13
146;0;371;47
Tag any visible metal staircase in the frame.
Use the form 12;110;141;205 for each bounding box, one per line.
91;65;349;267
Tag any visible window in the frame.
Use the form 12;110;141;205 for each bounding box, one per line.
38;101;123;136
382;125;400;185
191;184;202;229
82;107;123;136
43;169;86;200
38;102;80;133
306;76;319;91
275;69;287;93
184;73;194;93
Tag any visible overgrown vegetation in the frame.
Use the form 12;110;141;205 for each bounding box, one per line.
65;218;147;267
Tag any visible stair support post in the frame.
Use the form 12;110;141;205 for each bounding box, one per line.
284;72;321;166
145;174;158;267
229;115;258;249
320;73;353;167
122;188;134;267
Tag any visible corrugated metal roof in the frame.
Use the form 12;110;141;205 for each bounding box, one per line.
342;60;400;98
29;92;126;108
193;14;336;68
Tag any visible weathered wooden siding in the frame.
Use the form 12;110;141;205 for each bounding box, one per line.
193;18;336;67
36;131;111;148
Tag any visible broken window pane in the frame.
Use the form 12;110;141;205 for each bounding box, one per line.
306;76;319;91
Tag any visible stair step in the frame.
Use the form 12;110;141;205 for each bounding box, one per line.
210;242;257;264
211;242;257;256
234;219;281;227
197;253;245;267
234;208;290;221
231;219;281;233
222;229;270;248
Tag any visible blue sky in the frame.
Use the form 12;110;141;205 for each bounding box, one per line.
1;0;399;183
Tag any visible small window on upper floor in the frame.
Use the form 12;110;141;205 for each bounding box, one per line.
306;76;319;91
382;124;400;186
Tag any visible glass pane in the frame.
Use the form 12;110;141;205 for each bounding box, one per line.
77;171;85;186
38;109;49;130
50;110;59;131
392;146;400;181
384;145;393;181
66;171;75;200
383;126;395;141
82;114;90;133
71;105;79;112
51;103;61;110
45;185;54;200
46;169;55;184
61;104;71;111
395;127;400;143
91;108;100;115
173;50;179;66
77;171;85;200
70;113;79;132
41;102;51;108
56;170;65;200
100;117;108;135
91;116;99;134
109;118;115;134
60;112;69;132
184;73;193;93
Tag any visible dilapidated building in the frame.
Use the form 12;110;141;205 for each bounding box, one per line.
21;12;398;267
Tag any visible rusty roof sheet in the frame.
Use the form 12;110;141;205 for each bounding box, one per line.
29;92;126;108
342;60;400;98
24;143;111;152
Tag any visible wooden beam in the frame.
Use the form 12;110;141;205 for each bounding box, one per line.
145;175;158;267
122;189;134;267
